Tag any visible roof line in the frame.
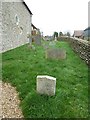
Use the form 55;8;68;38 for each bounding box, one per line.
84;27;90;31
23;1;33;15
31;23;38;30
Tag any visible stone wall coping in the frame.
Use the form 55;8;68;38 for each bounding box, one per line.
60;36;89;46
70;37;88;43
70;37;89;45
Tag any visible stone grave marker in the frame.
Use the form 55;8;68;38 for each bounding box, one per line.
49;41;56;47
35;35;41;45
36;75;56;96
42;42;49;50
45;48;66;60
32;35;41;46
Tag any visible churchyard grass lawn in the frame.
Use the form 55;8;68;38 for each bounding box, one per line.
2;41;88;118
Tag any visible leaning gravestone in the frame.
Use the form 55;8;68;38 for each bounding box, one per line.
34;35;41;45
45;48;66;60
36;75;56;96
32;35;41;46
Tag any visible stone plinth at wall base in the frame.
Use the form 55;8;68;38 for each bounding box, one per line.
36;75;56;96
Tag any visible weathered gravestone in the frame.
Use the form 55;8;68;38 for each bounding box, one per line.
35;35;41;45
36;75;56;96
43;41;56;50
49;41;56;47
45;48;66;60
32;35;41;45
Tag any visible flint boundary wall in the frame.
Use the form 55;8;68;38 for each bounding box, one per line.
0;1;32;53
58;36;90;66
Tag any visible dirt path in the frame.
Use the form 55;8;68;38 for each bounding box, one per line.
0;81;23;118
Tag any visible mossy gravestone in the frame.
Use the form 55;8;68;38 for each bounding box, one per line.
36;75;56;96
45;48;66;60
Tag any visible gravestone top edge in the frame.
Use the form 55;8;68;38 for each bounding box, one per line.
37;75;56;81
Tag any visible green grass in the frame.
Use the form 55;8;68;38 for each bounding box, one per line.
2;41;88;118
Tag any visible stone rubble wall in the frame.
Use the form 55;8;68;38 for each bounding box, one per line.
58;36;90;65
1;1;32;53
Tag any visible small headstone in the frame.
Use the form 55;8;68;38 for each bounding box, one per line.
43;43;49;50
45;48;66;60
49;41;56;47
35;35;41;45
44;45;49;50
36;75;56;96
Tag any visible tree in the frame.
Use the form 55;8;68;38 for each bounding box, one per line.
59;31;63;36
67;32;70;37
53;32;58;38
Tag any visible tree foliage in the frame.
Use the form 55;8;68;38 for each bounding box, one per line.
59;31;63;36
67;32;70;37
54;32;58;38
